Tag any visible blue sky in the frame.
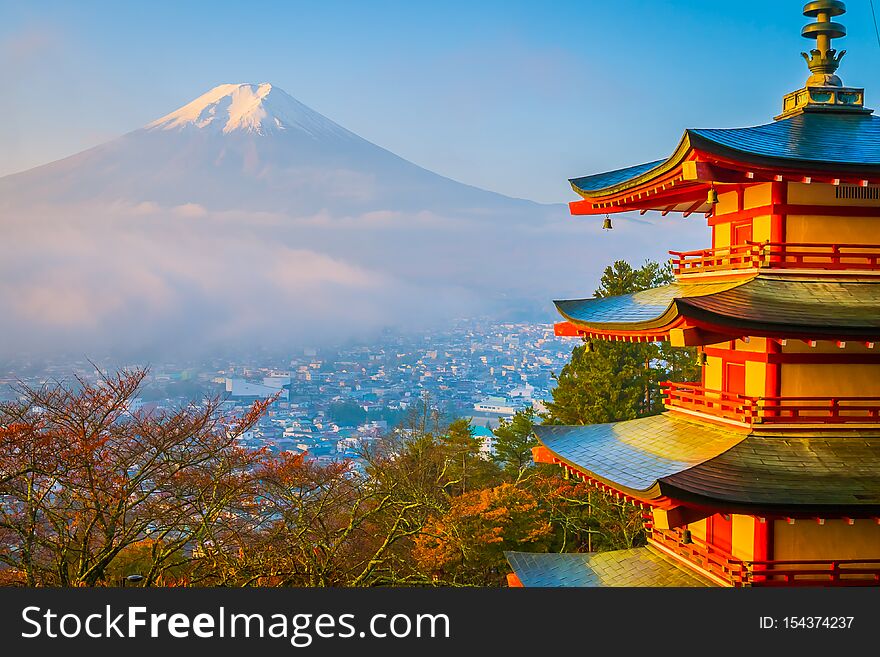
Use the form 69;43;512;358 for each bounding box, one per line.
2;0;880;202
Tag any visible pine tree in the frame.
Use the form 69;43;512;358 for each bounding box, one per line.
491;408;538;477
543;260;699;425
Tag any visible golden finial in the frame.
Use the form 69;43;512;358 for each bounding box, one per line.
801;1;847;86
777;0;869;119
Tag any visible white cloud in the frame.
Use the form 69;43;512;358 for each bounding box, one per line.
0;199;707;359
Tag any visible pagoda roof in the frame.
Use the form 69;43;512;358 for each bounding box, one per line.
555;275;880;341
661;432;880;512
534;414;742;495
505;548;714;587
570;113;880;200
534;414;880;514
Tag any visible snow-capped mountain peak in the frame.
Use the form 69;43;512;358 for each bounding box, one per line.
146;82;352;138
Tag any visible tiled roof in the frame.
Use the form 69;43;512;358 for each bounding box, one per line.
679;276;880;338
554;280;742;330
505;548;714;587
534;414;744;494
688;113;880;169
569;160;665;194
664;434;880;512
569;113;880;198
535;416;880;512
555;276;880;338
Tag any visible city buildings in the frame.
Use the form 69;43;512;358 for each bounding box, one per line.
0;319;570;470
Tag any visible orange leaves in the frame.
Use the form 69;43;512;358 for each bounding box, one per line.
0;368;269;587
413;483;553;582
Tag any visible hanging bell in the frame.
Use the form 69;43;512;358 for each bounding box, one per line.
602;215;613;230
707;186;719;206
681;529;693;545
697;351;708;366
585;341;596;353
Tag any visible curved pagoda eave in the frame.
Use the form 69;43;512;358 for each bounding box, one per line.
532;414;746;504
534;415;880;516
569;113;880;216
554;276;880;343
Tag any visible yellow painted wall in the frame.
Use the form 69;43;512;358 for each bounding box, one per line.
732;184;773;243
773;519;880;561
744;183;772;209
713;225;731;250
704;355;723;390
736;337;767;353
744;361;767;398
785;182;880;244
688;518;707;542
717;190;739;215
702;341;767;396
752;215;772;242
780;364;880;397
788;182;880;207
786;215;880;244
731;515;755;561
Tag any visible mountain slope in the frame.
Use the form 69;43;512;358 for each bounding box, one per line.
0;83;540;216
0;82;707;358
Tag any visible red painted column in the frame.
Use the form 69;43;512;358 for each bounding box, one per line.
752;516;773;584
753;517;772;561
770;181;787;244
765;339;781;419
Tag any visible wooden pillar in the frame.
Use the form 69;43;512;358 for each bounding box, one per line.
753;516;773;562
770;181;786;244
765;339;781;419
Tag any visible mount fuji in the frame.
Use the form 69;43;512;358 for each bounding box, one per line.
0;82;539;216
0;83;706;358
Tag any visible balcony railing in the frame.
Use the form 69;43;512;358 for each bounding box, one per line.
670;242;880;276
649;527;748;586
662;382;759;424
651;528;880;587
747;559;880;587
662;382;880;426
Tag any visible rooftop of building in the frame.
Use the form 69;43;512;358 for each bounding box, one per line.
554;275;880;342
533;413;880;514
505;547;714;587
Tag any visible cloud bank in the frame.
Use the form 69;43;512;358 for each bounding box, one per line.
0;199;707;360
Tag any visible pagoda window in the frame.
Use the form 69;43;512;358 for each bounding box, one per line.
835;185;880;200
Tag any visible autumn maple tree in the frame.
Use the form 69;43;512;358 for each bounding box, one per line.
0;368;268;586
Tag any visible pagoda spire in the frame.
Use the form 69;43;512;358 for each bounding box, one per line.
776;0;869;120
800;0;847;87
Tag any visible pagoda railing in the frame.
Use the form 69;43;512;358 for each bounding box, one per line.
662;382;880;425
670;242;880;276
747;559;880;587
649;528;749;586
661;382;758;424
650;528;880;587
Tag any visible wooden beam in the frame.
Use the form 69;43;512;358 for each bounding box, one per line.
669;326;737;347
682;199;705;218
652;506;712;530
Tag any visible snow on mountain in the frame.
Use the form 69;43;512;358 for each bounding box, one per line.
0;82;533;215
146;83;355;139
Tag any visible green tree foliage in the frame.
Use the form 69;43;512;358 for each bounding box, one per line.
437;418;501;495
491;408;538;478
328;400;367;426
543;260;699;425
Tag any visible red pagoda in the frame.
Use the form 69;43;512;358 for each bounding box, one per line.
507;1;880;587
